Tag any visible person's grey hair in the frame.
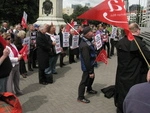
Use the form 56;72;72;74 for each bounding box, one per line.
17;30;26;38
39;24;48;31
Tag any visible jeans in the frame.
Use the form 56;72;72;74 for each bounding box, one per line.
0;77;8;92
45;55;59;74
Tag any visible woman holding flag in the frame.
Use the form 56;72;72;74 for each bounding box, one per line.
2;33;23;95
0;36;12;92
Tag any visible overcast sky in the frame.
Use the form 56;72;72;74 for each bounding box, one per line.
63;0;147;8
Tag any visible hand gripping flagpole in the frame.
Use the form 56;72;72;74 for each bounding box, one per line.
66;22;80;35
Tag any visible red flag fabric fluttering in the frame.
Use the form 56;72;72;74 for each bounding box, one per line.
0;36;7;48
19;45;28;61
21;11;28;29
65;19;75;32
77;0;134;41
95;49;108;64
82;20;88;25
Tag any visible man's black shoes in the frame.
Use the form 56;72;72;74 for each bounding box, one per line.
87;90;98;94
77;98;90;103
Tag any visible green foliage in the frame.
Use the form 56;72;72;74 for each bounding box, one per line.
0;0;39;25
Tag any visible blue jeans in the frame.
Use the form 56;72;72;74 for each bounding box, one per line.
45;55;59;75
0;77;8;92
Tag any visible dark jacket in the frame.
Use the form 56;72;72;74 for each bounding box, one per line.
114;35;150;112
0;43;12;78
36;31;52;70
123;82;150;113
79;37;96;73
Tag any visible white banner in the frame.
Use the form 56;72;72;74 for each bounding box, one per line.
94;34;102;50
63;32;69;47
111;26;117;39
70;35;79;49
55;35;61;54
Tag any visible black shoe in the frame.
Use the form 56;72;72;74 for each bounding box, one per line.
53;72;58;74
62;63;66;66
29;68;34;71
33;66;38;68
39;82;48;85
77;98;90;103
87;90;98;94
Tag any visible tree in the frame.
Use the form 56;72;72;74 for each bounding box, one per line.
0;0;39;25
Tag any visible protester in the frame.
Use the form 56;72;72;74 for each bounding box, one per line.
114;23;150;113
36;24;52;85
3;33;23;95
0;36;12;92
1;22;9;33
77;26;97;104
123;82;150;113
14;30;28;78
58;25;68;67
26;24;37;71
44;24;58;83
69;29;78;64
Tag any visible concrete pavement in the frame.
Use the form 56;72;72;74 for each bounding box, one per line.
18;54;117;113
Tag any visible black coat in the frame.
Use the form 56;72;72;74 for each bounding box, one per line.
114;35;150;112
0;43;12;78
36;31;52;70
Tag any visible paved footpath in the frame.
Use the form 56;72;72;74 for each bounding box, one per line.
18;54;117;113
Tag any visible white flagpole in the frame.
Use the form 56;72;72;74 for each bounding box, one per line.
66;22;80;35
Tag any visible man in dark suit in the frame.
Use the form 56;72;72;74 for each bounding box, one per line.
36;24;52;85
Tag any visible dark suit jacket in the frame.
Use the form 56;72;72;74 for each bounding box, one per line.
36;31;52;69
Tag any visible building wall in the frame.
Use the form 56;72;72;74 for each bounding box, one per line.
63;7;74;15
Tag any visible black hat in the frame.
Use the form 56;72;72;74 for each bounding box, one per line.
83;26;92;35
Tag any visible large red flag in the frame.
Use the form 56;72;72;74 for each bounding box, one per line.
77;0;134;41
19;45;28;61
95;49;108;64
0;36;7;47
21;11;28;29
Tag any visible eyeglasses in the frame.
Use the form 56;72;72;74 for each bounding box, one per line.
5;38;11;40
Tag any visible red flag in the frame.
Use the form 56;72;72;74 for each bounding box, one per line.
19;45;28;61
95;49;108;64
77;0;134;41
0;35;7;47
65;19;75;32
21;11;28;29
82;20;88;25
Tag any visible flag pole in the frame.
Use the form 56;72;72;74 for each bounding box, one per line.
133;38;150;68
66;22;80;35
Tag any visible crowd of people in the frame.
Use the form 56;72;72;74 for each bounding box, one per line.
0;21;150;113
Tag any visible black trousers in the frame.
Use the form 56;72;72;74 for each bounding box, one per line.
38;68;47;83
103;42;110;57
110;39;115;55
78;71;94;99
19;59;27;75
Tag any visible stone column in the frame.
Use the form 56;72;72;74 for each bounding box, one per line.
35;0;65;33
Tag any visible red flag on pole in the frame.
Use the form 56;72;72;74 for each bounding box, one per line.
77;0;134;41
0;36;7;47
95;49;108;64
19;45;28;61
21;11;28;29
65;19;75;32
